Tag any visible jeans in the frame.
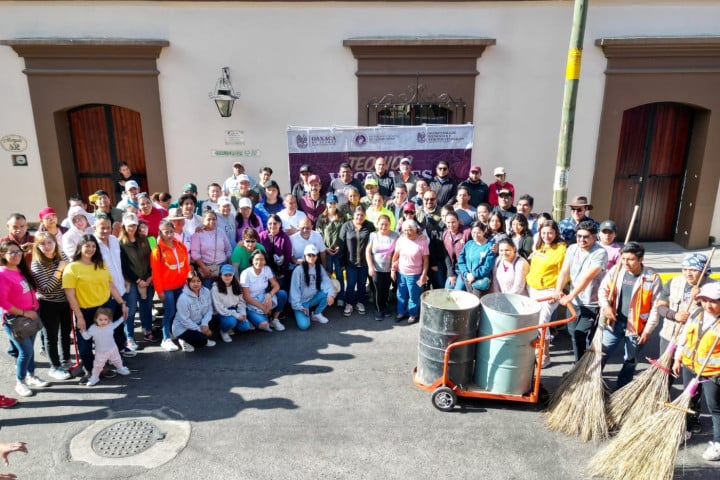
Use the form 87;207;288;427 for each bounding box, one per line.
38;299;72;368
345;265;368;306
293;291;328;330
567;305;598;361
445;272;466;291
683;366;720;442
161;287;184;340
371;271;392;313
124;283;155;340
326;253;345;301
246;290;288;327
601;318;644;390
3;324;36;382
397;273;422;317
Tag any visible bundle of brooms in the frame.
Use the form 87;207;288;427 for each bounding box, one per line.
588;333;720;480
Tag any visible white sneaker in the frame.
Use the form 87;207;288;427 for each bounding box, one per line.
86;376;100;386
116;366;130;376
356;303;366;314
178;339;195;352
271;319;285;331
26;375;49;388
161;339;179;352
343;304;353;317
126;338;139;351
15;382;32;397
220;331;232;343
312;313;329;324
206;339;216;347
48;367;71;380
702;441;720;461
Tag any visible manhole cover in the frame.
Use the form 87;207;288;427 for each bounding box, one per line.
91;420;165;458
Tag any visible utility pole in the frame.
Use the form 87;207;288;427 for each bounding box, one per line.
552;0;589;222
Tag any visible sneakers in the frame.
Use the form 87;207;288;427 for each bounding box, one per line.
178;339;195;352
144;331;161;343
312;313;329;324
343;304;353;317
116;366;130;375
374;311;384;321
206;339;216;347
702;441;720;461
336;299;345;308
48;367;71;380
126;338;139;351
356;303;366;315
0;395;17;408
270;319;286;331
15;382;32;397
688;415;702;434
25;375;49;388
100;368;117;379
121;347;137;358
407;316;418;324
86;376;100;387
161;339;179;352
220;331;232;343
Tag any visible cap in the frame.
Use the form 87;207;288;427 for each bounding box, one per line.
220;264;235;276
217;196;232;207
599;220;616;232
38;207;57;221
166;208;185;221
232;161;243;168
122;213;139;227
364;177;379;187
566;195;593;210
399;157;412;165
403;202;416;213
307;175;321;184
494;167;506;176
326;193;338;204
682;253;710;273
470;165;481;174
237;174;250;184
125;180;140;192
299;164;312;173
182;183;198;194
264;180;280;191
304;244;319;256
95;190;109;198
498;188;512;197
238;197;253;209
696;282;720;301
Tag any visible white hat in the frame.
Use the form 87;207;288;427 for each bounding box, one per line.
697;282;720;301
304;244;319;256
238;197;253;209
237;174;251;184
122;213;139;227
217;196;232;207
125;180;140;192
493;167;506;176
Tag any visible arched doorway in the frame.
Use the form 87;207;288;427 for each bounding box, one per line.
609;102;695;242
69;104;148;204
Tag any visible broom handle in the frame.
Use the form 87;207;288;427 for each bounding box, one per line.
604;205;640;314
623;205;640;245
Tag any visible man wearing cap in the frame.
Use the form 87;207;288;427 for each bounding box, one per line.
366;156;395;198
559;195;600;244
459;165;489;208
224;161;255;195
416;190;448;289
90;190;123;236
291;164;313;205
361;177;380;210
598;241;662;389
429;160;457;207
491;188;517;222
328;162;366;208
168;183;204;215
488;167;515;207
252;167;275;200
299;174;326;227
598;220;621;270
116;180;141;211
396;157;419;200
255;180;284;227
230;175;261;210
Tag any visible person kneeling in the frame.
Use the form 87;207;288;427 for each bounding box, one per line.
290;245;335;330
172;270;216;352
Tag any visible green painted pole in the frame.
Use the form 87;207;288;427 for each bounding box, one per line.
552;0;589;222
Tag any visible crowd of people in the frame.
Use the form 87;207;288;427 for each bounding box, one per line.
0;157;718;462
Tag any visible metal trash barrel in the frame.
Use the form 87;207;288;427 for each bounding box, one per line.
474;293;541;395
416;290;481;386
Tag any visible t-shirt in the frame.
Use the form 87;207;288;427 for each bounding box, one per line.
618;270;640;319
396;235;430;275
369;231;399;272
563;243;608;307
62;261;112;309
230;243;266;274
239;265;274;298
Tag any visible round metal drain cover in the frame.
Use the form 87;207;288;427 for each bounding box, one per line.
91;420;165;458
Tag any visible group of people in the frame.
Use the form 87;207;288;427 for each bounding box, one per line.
0;157;718;463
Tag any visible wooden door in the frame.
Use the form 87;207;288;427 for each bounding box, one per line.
609;103;694;242
68;105;148;204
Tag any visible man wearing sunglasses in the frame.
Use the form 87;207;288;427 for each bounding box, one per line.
559;195;600;244
429;160;457;207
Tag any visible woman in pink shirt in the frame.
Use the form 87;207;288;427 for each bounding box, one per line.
391;220;429;324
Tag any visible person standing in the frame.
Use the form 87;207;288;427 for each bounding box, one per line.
416;190;447;289
457;222;496;297
488;167;515;207
391;220;429;324
366;214;399;320
316;194;347;307
254;180;284;227
338;207;375;317
459;165;489;208
598;220;621;271
559;196;599;244
395;157;419;200
442;211;471;291
298;175;326;227
429;160;457;207
328;162;365;209
291;164;313;205
2;213;34;267
366;156;395;198
190;210;232;288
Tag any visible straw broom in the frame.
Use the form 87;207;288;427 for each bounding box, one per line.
607;248;715;432
588;333;720;480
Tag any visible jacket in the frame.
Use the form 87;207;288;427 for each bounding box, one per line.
680;310;720;376
457;241;496;281
211;283;247;319
289;264;335;311
172;285;213;337
151;240;191;295
599;264;661;336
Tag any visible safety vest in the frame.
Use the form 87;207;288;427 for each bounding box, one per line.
681;313;720;376
606;265;658;335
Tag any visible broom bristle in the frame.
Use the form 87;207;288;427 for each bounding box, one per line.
587;390;691;480
545;329;609;442
607;348;673;431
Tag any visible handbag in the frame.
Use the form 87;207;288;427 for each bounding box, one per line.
6;313;43;340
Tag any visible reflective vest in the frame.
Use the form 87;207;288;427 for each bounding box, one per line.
606;265;658;335
681;313;720;376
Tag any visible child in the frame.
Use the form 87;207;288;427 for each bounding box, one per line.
80;308;130;386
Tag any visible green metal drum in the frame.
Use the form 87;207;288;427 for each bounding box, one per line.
416;290;480;387
475;293;541;395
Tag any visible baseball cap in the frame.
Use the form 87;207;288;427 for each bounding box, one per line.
237;174;250;184
399;157;412;165
38;207;57;221
403;202;416;213
238;197;253;209
696;282;720;301
217;196;232;207
304;244;319;256
182;183;198;194
470;165;481;174
498;188;512;197
599;220;616;233
220;264;235;276
308;175;321;184
125;180;140;192
364;177;379;187
299;164;312;173
264;180;280;191
326;193;338;204
232;161;243;168
494;167;506;176
122;213;139;227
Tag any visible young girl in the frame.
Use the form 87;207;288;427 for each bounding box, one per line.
211;264;250;343
80;308;130;386
289;245;335;330
240;249;288;331
316;194;347;306
509;214;534;260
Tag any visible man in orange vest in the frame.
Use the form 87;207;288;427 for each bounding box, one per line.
598;241;662;389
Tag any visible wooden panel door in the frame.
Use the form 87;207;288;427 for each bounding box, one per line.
610;103;694;242
69;105;147;205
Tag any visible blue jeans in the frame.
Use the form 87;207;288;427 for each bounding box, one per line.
397;273;422;317
216;313;252;333
683;366;720;442
345;265;368;306
445;273;466;291
161;287;184;340
293;291;328;330
3;324;36;382
601;317;643;390
124;283;155;339
326;253;345;301
246;290;288;327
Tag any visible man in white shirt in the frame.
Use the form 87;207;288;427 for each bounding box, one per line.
277;194;307;236
290;218;327;270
